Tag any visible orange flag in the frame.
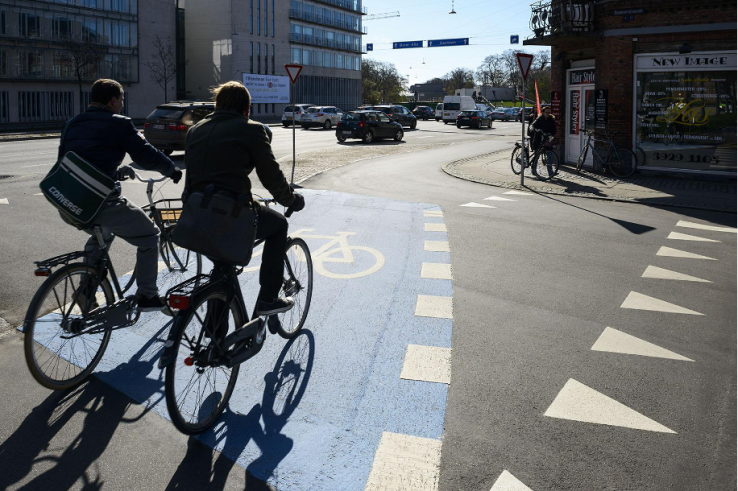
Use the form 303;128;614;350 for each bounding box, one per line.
535;80;541;116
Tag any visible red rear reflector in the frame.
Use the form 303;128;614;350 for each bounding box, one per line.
168;294;190;310
144;122;150;128
34;269;51;277
358;121;365;128
170;124;187;131
184;357;193;366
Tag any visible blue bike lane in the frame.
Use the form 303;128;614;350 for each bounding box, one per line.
72;189;454;490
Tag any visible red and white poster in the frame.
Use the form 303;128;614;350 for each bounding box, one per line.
570;91;580;135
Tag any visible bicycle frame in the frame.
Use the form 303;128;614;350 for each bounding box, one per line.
580;132;618;170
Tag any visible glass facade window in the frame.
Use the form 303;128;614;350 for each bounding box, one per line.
272;43;275;74
250;0;253;34
271;0;275;37
257;42;261;74
250;41;254;72
0;49;8;76
257;0;260;35
52;15;73;39
19;12;41;38
634;53;737;173
1;11;6;36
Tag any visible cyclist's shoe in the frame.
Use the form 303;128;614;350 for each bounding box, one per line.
267;315;281;334
137;294;171;315
256;297;294;316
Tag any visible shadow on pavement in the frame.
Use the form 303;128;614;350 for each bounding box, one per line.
165;329;315;490
0;325;169;490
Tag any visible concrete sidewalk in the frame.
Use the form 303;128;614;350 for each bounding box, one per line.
443;149;737;213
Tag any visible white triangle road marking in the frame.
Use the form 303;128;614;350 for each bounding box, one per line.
592;327;694;361
460;202;496;208
490;470;534;491
656;246;716;260
642;265;711;283
544;379;676;433
0;198;8;205
503;190;533;196
620;291;703;315
677;220;737;233
484;196;516;202
667;231;720;242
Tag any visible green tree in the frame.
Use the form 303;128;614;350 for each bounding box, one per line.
362;59;406;104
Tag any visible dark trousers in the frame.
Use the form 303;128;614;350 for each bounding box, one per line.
255;203;288;301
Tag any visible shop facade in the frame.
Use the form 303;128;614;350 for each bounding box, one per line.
525;0;737;175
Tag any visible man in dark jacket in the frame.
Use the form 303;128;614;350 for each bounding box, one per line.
185;81;305;316
59;78;182;312
528;105;557;150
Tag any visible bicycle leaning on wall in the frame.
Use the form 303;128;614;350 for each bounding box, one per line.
576;130;638;178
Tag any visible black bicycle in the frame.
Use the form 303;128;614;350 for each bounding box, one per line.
23;174;202;390
159;198;313;435
511;130;560;181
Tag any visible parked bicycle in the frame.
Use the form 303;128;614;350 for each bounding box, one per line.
158;198;313;435
576;130;638;178
511;130;560;181
23;172;201;390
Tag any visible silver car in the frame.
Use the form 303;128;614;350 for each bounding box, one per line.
300;106;344;130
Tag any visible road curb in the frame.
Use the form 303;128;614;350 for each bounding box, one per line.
0;134;61;142
442;154;737;214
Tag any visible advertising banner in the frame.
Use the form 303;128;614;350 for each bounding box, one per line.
242;74;290;103
595;89;608;131
635;52;736;172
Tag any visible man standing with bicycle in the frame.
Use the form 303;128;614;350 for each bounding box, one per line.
59;79;183;312
184;81;305;317
528;105;557;150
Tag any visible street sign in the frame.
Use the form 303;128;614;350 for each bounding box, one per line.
284;64;303;84
516;53;534;80
393;41;423;49
428;38;469;48
367;43;373;51
510;35;519;44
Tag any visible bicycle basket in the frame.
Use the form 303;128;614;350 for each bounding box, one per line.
147;199;183;227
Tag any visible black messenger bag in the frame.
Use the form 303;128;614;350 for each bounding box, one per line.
172;184;259;265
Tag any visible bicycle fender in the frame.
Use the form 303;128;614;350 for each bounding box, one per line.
158;313;188;369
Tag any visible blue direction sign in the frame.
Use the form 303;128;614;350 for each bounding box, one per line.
510;35;519;44
428;37;469;48
366;43;373;51
393;40;423;49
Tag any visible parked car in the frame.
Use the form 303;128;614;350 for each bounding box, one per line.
514;107;535;122
282;104;314;126
300;106;344;129
143;102;214;155
435;103;443;121
336;110;404;144
456;110;493;129
371;105;418;129
490;108;516;121
412;106;434;121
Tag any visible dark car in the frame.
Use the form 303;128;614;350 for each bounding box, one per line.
456;110;492;129
371;105;418;129
412;106;434;121
514;107;535;122
143;102;214;155
336;110;404;144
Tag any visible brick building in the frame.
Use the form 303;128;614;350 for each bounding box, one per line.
525;0;736;175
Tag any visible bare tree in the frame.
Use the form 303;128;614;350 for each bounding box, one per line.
476;54;507;88
444;68;475;94
148;36;177;103
62;34;103;114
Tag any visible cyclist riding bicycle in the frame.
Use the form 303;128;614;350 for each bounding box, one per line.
528;105;556;150
58;78;183;312
184;81;305;318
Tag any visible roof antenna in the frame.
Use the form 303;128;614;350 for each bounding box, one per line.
449;0;456;14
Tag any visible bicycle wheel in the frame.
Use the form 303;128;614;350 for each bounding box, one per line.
533;150;560;181
511;146;524;175
576;146;588;173
158;237;203;293
165;291;241;435
607;147;638;178
24;264;114;390
274;237;313;339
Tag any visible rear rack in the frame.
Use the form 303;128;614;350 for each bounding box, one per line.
165;274;211;305
35;251;88;269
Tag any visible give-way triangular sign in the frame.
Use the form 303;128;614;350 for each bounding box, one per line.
516;53;534;81
284;64;303;84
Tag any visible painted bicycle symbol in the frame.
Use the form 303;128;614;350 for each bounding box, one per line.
247;228;385;279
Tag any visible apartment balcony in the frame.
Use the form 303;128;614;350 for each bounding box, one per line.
289;33;366;54
289;9;368;35
524;0;596;46
312;0;368;15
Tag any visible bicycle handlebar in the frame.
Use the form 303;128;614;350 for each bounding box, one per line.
131;171;169;184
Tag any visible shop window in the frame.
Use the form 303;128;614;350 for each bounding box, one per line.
635;55;736;173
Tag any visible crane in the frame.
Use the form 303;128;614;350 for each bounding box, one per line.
364;11;400;21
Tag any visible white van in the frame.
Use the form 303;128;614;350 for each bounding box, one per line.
442;96;476;124
435;103;443;121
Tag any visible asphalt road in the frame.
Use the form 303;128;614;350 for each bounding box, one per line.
0;118;735;490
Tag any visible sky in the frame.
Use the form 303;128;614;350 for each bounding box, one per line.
362;0;550;85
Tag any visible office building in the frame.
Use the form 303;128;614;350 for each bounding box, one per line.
0;0;178;126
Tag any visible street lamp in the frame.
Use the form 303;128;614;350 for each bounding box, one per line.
449;0;456;14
